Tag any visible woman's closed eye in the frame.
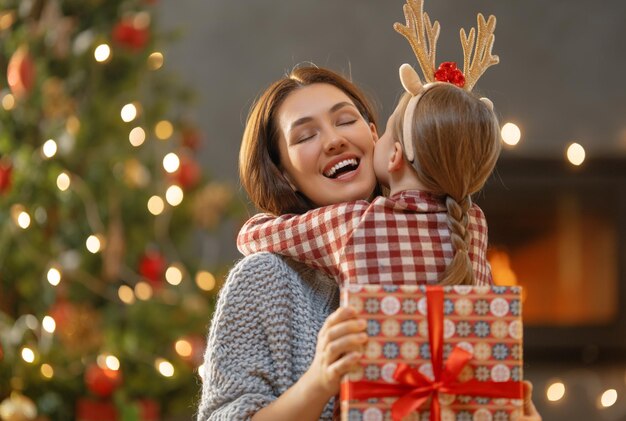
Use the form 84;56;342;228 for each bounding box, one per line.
337;119;357;126
295;132;316;143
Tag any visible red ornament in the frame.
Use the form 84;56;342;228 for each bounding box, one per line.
84;364;122;398
0;159;12;195
181;126;202;150
112;20;149;50
138;251;166;284
172;155;201;190
434;62;465;88
7;46;36;98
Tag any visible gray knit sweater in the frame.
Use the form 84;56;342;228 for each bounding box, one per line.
196;252;339;420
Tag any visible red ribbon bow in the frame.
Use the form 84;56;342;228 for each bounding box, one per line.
342;286;523;421
434;62;466;88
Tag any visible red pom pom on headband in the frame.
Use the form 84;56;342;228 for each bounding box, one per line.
434;62;465;88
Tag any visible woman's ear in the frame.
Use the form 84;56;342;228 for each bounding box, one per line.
388;141;405;173
369;122;379;144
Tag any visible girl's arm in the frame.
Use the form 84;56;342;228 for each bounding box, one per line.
237;201;370;279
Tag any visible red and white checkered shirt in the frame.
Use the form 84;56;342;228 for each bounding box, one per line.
237;190;492;286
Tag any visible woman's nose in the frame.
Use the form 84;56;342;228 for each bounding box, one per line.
322;131;348;154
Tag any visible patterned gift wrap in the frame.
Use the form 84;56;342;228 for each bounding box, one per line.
340;285;524;421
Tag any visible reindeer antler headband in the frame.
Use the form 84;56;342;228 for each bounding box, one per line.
393;0;499;162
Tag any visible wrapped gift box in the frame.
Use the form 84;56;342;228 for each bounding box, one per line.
340;285;524;421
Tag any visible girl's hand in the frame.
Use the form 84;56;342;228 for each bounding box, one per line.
519;380;542;421
309;306;368;397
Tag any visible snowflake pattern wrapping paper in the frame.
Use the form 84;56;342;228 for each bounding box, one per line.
340;285;524;421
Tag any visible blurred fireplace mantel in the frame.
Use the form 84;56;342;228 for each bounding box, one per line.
477;157;626;362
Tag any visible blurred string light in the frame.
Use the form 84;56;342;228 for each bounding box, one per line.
86;235;103;254
97;354;120;371
599;389;618;408
134;281;153;300
155;120;173;140
546;381;565;402
165;185;183;206
40;364;54;379
165;265;183;286
66;115;81;135
47;267;61;286
42;139;58;158
148;52;164;70
147;196;165;215
56;172;71;191
42;316;56;333
566;142;586;166
129;127;146;147
21;347;35;363
118;285;135;304
94;44;111;62
155;358;175;377
175;339;192;358
163;153;180;173
121;103;138;122
0;11;16;30
501;122;521;146
2;92;15;110
195;271;216;291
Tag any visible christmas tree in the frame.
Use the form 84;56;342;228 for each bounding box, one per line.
0;0;241;419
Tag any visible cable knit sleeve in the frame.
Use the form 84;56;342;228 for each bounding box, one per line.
196;252;337;421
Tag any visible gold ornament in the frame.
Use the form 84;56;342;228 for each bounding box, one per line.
0;392;37;421
42;77;75;119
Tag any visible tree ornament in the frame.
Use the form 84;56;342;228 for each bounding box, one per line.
0;392;37;421
84;363;122;398
7;46;36;98
0;158;13;195
48;301;103;352
42;78;75;119
171;154;201;190
112;19;149;50
138;250;166;284
192;183;234;230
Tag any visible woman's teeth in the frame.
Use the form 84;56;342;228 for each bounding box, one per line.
324;158;359;178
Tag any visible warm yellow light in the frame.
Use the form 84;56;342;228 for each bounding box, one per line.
2;93;15;110
42;139;58;158
501;122;521;146
135;281;153;300
121;103;138;122
56;172;71;191
47;267;61;286
129;127;146;147
546;381;565;402
198;364;205;380
155;358;175;377
155;120;174;140
165;265;183;286
21;347;35;363
0;11;16;31
17;211;31;229
42;316;56;333
196;271;216;291
163;153;180;173
147;196;165;216
566;142;586;166
41;363;54;379
105;355;120;371
175;339;193;357
600;389;618;408
86;235;102;254
147;52;164;70
94;44;111;62
165;185;184;206
118;285;135;304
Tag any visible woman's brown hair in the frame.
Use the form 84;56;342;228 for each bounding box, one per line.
394;84;501;285
239;66;379;215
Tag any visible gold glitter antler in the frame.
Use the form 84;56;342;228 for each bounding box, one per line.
460;13;499;91
393;0;440;83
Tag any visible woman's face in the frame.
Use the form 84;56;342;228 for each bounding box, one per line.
275;83;378;207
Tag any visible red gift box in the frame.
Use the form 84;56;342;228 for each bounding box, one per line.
340;285;524;421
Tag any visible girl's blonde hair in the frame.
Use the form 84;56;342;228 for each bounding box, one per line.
394;83;501;285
